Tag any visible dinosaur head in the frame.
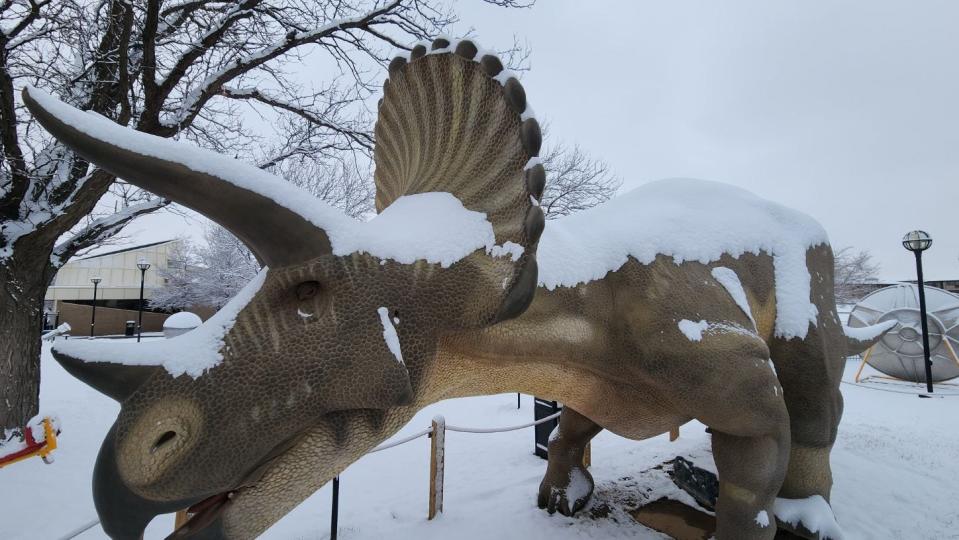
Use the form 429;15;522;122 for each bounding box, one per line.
26;37;544;539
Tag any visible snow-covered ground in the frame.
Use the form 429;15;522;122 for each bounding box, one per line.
2;342;957;539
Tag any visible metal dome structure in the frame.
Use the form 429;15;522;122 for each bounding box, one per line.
847;283;959;383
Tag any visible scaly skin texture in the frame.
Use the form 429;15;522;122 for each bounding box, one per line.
223;247;850;540
24;36;867;540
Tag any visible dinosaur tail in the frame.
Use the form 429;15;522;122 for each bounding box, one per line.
842;319;897;356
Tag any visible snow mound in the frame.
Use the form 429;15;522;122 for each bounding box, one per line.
774;495;845;540
538;178;829;340
163;312;202;329
52;269;267;378
25;88;505;269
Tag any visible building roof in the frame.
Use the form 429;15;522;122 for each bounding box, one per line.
76;239;176;261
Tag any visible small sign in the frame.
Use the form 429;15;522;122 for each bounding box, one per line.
533;398;561;459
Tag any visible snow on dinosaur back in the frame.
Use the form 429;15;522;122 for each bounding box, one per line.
23;87;506;269
536;178;829;340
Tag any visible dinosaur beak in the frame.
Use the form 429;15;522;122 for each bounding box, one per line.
94;424;199;540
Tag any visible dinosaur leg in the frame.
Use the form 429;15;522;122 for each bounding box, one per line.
770;324;847;539
681;350;790;540
711;429;789;540
537;406;603;516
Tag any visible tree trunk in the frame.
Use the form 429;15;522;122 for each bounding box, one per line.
0;249;53;431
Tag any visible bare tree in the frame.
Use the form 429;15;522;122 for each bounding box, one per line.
153;157;374;309
833;246;881;304
538;140;621;219
0;0;532;431
152;226;260;311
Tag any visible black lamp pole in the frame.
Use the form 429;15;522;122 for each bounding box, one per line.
137;260;151;342
90;277;101;337
902;230;934;393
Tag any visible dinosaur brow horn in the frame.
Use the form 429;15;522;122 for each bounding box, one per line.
22;87;332;268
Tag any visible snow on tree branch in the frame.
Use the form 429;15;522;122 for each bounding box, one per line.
51;197;170;268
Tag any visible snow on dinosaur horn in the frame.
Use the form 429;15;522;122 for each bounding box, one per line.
21;87;331;268
375;38;546;321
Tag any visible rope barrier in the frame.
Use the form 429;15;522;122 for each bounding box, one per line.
57;518;100;540
840;379;959;397
369;426;433;453
447;411;562;433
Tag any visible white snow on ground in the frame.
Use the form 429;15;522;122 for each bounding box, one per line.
50;269;267;378
1;344;957;539
537;178;828;340
377;307;405;365
24;89;509;270
678;319;709;342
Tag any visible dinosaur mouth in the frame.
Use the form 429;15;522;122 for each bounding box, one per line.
167;489;237;538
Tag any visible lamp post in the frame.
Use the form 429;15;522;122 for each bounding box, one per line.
137;259;151;342
90;277;101;337
902;230;934;393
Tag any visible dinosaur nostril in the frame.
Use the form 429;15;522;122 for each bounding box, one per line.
150;430;177;454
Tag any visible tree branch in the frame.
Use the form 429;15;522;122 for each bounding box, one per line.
220;86;373;151
51;197;170;267
158;0;403;135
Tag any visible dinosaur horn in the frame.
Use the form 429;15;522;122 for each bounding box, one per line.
22;87;331;268
51;349;160;402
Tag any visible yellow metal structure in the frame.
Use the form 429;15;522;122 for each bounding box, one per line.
0;417;58;469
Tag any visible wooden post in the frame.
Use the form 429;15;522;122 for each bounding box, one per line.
174;510;189;530
669;426;680;442
583;442;591;468
854;345;874;383
428;415;446;520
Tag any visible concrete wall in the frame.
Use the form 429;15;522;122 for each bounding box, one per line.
55;301;169;337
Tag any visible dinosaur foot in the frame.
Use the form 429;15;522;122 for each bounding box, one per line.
537;464;594;516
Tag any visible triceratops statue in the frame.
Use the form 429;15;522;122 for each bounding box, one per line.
26;38;888;540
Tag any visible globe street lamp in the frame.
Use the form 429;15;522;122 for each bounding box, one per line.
902;230;934;393
137;259;151;342
90;277;101;337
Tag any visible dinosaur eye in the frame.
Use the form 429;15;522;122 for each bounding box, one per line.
296;281;320;301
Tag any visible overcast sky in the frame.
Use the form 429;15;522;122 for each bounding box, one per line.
125;0;959;280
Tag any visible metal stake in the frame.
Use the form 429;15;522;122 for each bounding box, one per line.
330;476;339;540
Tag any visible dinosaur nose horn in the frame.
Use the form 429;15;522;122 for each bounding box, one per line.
51;349;159;402
21;86;332;268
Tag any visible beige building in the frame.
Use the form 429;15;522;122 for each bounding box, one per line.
46;239;179;304
45;240;185;335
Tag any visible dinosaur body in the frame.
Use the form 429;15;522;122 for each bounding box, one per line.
23;37;887;540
